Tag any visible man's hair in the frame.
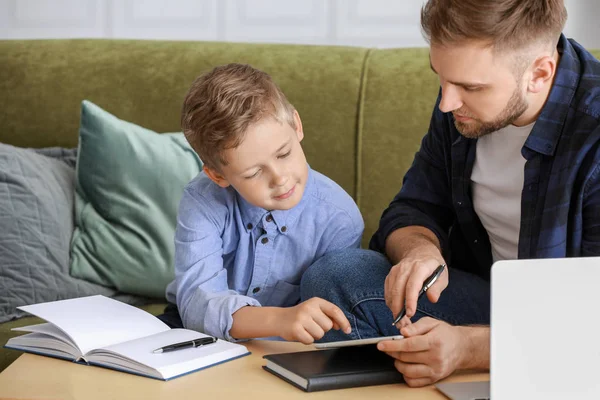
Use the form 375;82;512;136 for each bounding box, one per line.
181;63;296;171
421;0;568;52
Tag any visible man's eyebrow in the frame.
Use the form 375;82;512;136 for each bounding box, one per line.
429;60;488;88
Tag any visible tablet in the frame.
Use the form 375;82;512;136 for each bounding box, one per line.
313;335;404;349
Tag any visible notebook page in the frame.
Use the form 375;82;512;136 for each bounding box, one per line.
6;332;80;358
13;323;78;349
87;329;249;379
17;295;169;355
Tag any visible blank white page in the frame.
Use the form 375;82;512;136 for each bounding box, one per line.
88;329;249;380
13;322;78;349
17;295;169;355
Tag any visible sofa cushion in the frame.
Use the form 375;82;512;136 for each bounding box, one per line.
0;144;140;323
69;101;203;298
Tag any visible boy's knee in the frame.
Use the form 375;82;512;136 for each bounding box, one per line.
303;248;365;281
300;248;388;299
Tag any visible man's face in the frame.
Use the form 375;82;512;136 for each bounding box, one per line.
430;42;529;138
209;112;308;211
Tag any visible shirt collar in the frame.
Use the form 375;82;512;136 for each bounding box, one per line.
240;165;315;234
525;34;579;156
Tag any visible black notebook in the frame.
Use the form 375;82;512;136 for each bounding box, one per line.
262;344;404;392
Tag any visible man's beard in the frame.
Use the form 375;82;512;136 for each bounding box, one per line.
453;86;529;139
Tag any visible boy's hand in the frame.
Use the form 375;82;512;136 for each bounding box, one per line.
277;298;351;344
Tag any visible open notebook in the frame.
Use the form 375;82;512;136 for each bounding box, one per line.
4;295;249;380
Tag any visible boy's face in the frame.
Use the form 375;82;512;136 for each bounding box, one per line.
429;42;530;138
205;111;308;211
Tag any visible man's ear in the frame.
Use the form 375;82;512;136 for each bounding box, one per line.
527;54;557;94
203;165;230;188
293;110;304;142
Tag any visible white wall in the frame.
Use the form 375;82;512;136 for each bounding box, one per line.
564;0;600;49
0;0;598;49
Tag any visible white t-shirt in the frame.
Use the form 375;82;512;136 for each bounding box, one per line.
470;122;534;262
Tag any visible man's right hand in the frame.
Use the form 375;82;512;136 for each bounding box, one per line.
385;246;447;326
276;298;351;344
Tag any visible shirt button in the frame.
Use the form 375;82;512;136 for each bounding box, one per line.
261;237;269;244
457;201;462;206
247;223;253;229
252;287;260;294
281;226;287;232
266;214;273;222
474;239;478;244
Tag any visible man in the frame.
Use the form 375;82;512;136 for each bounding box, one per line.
300;0;600;387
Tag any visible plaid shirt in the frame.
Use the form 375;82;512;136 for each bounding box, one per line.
370;35;600;281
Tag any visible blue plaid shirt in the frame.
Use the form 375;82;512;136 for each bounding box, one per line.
370;35;600;281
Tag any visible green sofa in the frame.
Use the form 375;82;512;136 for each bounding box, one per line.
2;39;597;372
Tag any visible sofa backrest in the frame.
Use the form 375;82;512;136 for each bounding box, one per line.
0;40;365;198
0;40;370;238
1;40;599;247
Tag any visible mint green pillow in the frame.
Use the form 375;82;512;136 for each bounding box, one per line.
70;100;203;298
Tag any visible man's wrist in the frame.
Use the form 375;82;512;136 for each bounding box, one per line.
385;226;443;264
457;325;490;370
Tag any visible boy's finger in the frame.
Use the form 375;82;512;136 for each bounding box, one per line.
320;302;351;334
295;328;316;344
303;320;326;341
312;311;335;332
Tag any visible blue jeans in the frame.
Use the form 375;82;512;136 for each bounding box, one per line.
300;248;490;341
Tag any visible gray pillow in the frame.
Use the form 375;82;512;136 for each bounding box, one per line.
0;143;146;322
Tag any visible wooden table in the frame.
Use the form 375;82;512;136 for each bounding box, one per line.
0;340;488;399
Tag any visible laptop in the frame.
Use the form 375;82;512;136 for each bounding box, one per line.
436;257;600;400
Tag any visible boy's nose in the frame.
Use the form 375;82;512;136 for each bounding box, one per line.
270;170;288;187
438;84;462;113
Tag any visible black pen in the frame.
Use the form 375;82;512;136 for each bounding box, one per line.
152;336;217;354
391;264;446;326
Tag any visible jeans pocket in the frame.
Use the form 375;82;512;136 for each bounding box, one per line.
267;280;301;307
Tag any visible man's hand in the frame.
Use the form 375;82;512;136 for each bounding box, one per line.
377;317;489;387
385;248;447;323
277;298;351;344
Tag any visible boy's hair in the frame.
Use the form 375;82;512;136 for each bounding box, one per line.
182;63;296;171
421;0;568;53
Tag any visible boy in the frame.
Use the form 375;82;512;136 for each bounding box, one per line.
163;63;363;343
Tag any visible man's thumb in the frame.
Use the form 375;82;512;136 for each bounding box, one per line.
402;317;437;337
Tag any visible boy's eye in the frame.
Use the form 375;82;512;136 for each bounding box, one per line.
244;170;261;179
278;151;291;159
463;86;481;92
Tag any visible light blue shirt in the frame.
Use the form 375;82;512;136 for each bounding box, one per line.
165;166;364;341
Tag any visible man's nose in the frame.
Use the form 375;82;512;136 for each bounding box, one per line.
438;84;463;113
